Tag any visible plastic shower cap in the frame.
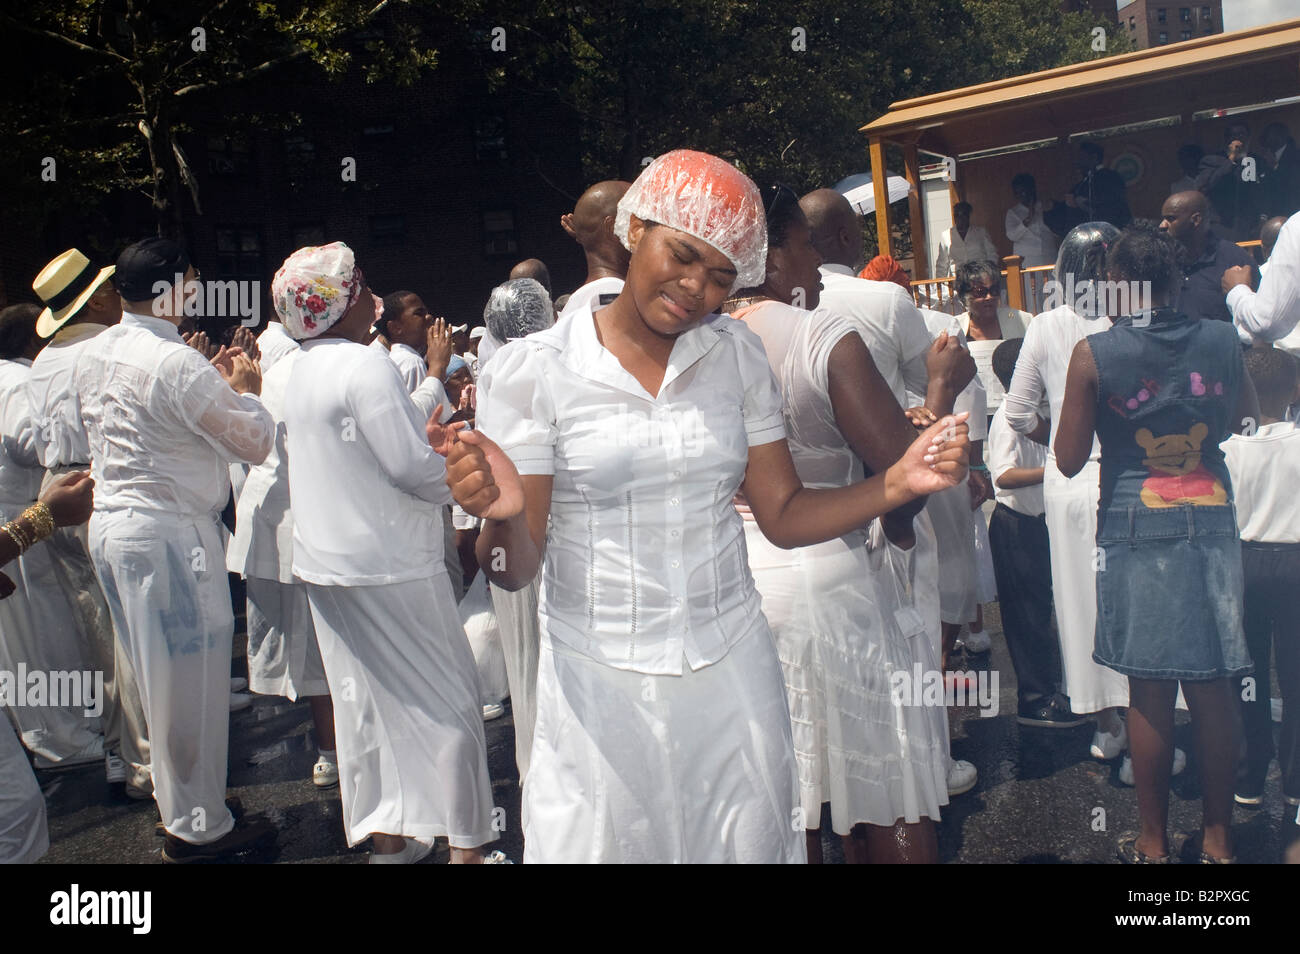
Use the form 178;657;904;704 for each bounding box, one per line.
1054;221;1120;288
614;149;767;289
483;278;554;343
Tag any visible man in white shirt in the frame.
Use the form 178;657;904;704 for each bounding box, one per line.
75;238;276;862
277;243;496;863
558;179;631;319
935;202;999;279
1225;210;1300;342
376;290;435;393
27;249;150;788
1005;175;1058;269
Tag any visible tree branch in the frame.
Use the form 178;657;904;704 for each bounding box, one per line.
16;112;143;137
0;14;130;63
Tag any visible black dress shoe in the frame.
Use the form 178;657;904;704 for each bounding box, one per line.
1017;697;1088;728
161;814;276;864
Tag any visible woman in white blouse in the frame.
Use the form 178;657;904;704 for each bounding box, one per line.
726;185;953;863
438;151;970;863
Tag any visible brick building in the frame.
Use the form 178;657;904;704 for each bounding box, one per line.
1118;0;1224;48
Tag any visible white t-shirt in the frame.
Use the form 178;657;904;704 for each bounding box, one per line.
987;405;1046;517
559;276;624;320
388;341;427;394
476;302;785;676
27;323;111;468
1223;420;1300;543
814;265;932;410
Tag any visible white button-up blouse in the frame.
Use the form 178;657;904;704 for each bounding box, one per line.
476;304;786;676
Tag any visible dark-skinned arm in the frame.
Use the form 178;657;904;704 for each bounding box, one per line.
1054;339;1098;479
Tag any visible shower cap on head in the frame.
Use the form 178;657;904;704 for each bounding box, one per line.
614;149;767;289
1054;221;1120;288
272;242;365;340
483;278;554;343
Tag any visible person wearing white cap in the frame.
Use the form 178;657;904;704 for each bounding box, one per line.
277;242;500;863
21;249;149;788
74;237;277;862
465;326;485;378
446;150;970;863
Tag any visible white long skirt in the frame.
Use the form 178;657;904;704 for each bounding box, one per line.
90;509;237;844
305;573;494;849
1042;462;1129;713
0;716;47;863
745;521;949;832
245;577;328;701
489;570;541;785
924;482;978;624
523;617;804;863
0;502;102;762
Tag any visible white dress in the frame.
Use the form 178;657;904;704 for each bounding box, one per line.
1003;305;1130;713
284;338;494;850
476;304;804;863
735;301;949;831
225;346;328;701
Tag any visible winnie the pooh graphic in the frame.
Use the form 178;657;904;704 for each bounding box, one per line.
1135;422;1228;508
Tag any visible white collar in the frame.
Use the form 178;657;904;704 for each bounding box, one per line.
121;311;183;342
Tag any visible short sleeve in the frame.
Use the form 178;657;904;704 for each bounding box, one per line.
805;312;860;395
476;340;559;476
724;317;786;446
986;411;1017;481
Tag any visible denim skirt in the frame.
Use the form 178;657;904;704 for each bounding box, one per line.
1093;503;1253;681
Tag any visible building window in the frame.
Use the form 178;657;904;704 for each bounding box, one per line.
214;228;263;281
369;214;407;244
1157;8;1167;23
1129;15;1135;29
1201;5;1211;18
1180;7;1190;21
474;115;508;163
206;135;251;177
482;209;517;257
1203;24;1212;33
1180;29;1191;40
1158;31;1168;43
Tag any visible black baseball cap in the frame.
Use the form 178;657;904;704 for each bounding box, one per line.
114;238;192;302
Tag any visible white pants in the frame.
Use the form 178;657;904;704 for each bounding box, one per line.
0;715;47;863
305;573;494;849
245;577;328;701
90;509;236;844
489;570;541;785
1042;462;1129;713
924;483;977;625
0;500;103;763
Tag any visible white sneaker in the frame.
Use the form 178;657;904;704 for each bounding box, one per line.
1118;748;1187;786
1090;721;1127;760
312;755;339;789
947;759;978;796
229;692;251;712
230;676;248;693
105;751;127;784
33;736;105;771
369;839;433;864
963;628;992;653
482;702;505;721
483;850;513;864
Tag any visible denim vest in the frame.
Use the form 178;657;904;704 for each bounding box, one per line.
1087;309;1242;546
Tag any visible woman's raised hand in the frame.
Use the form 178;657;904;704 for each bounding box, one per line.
894;412;970;497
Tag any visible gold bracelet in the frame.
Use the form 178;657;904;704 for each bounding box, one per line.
22;502;55;543
2;522;30;553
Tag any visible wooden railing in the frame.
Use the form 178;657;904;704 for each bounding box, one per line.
913;241;1266;315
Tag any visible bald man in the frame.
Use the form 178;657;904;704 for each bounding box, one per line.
509;259;551;297
1160;190;1255;325
558;180;632;319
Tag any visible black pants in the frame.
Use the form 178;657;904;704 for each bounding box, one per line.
1238;542;1300;798
989;503;1060;707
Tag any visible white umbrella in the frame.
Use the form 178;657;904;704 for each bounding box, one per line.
834;172;912;216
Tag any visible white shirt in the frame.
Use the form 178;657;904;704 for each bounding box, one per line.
814;265;932;409
227;348;301;582
936;225;998;278
988;405;1045;517
1229;210;1300;341
73;312;274;517
956;306;1034;414
1004;202;1058;268
476;303;785;676
388;341;427;393
1223;420;1300;543
27;323;111;468
914;309;987;441
0;359;42;508
284;337;452;586
559;276;624;320
256;322;300;374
